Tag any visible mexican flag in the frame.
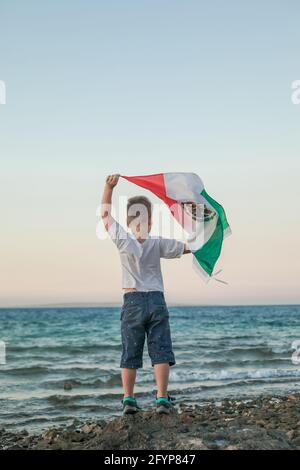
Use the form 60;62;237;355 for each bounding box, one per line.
121;173;231;283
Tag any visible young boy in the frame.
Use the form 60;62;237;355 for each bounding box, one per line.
101;174;190;415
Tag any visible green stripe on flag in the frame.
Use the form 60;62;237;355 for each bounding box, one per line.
201;189;230;231
192;190;230;277
193;215;224;276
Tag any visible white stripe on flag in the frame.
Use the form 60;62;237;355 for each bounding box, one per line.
164;173;204;203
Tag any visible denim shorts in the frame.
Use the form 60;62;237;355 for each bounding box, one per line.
120;291;175;369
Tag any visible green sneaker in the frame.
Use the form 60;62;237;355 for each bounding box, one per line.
155;394;175;415
121;396;140;415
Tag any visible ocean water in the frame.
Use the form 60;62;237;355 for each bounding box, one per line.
0;305;300;432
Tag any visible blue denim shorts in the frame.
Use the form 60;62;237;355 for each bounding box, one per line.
120;291;175;369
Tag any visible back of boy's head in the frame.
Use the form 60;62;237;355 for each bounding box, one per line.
127;196;152;227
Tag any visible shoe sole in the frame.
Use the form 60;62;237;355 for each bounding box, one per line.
156;405;170;415
123;404;138;415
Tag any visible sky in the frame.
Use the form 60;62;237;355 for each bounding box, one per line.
0;0;299;307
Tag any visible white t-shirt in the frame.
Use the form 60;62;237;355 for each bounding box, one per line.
108;220;185;292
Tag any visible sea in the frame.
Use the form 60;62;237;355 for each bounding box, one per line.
0;305;300;432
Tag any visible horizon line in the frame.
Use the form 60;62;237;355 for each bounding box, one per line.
0;302;299;309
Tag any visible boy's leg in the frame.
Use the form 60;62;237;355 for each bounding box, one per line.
147;292;175;398
153;363;169;398
120;293;146;403
121;368;137;397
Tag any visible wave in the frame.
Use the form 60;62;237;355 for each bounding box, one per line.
7;342;292;363
0;365;50;376
175;357;290;369
170;368;300;383
43;373;122;389
46;394;110;410
227;346;291;356
8;343;121;353
0;365;114;376
46;394;93;404
196;346;292;359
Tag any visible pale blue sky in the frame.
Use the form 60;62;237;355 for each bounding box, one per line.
1;1;299;306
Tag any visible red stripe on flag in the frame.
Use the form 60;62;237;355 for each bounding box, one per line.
121;174;176;208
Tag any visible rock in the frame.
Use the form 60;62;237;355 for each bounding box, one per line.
63;381;73;391
1;392;300;450
256;420;266;427
82;423;102;434
180;414;194;425
65;431;86;443
176;438;208;450
7;444;24;450
292;436;300;447
286;430;295;440
82;424;94;434
41;429;59;442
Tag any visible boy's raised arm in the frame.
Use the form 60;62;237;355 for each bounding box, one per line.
101;174;120;231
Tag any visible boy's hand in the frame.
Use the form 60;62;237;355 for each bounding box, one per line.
105;174;120;189
101;174;120;229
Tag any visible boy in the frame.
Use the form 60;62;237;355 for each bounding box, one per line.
101;174;190;415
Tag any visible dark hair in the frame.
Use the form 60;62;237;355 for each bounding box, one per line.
127;196;152;226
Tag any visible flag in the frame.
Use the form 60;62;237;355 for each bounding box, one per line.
121;172;231;282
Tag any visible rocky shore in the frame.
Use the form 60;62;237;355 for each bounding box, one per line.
1;393;300;450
